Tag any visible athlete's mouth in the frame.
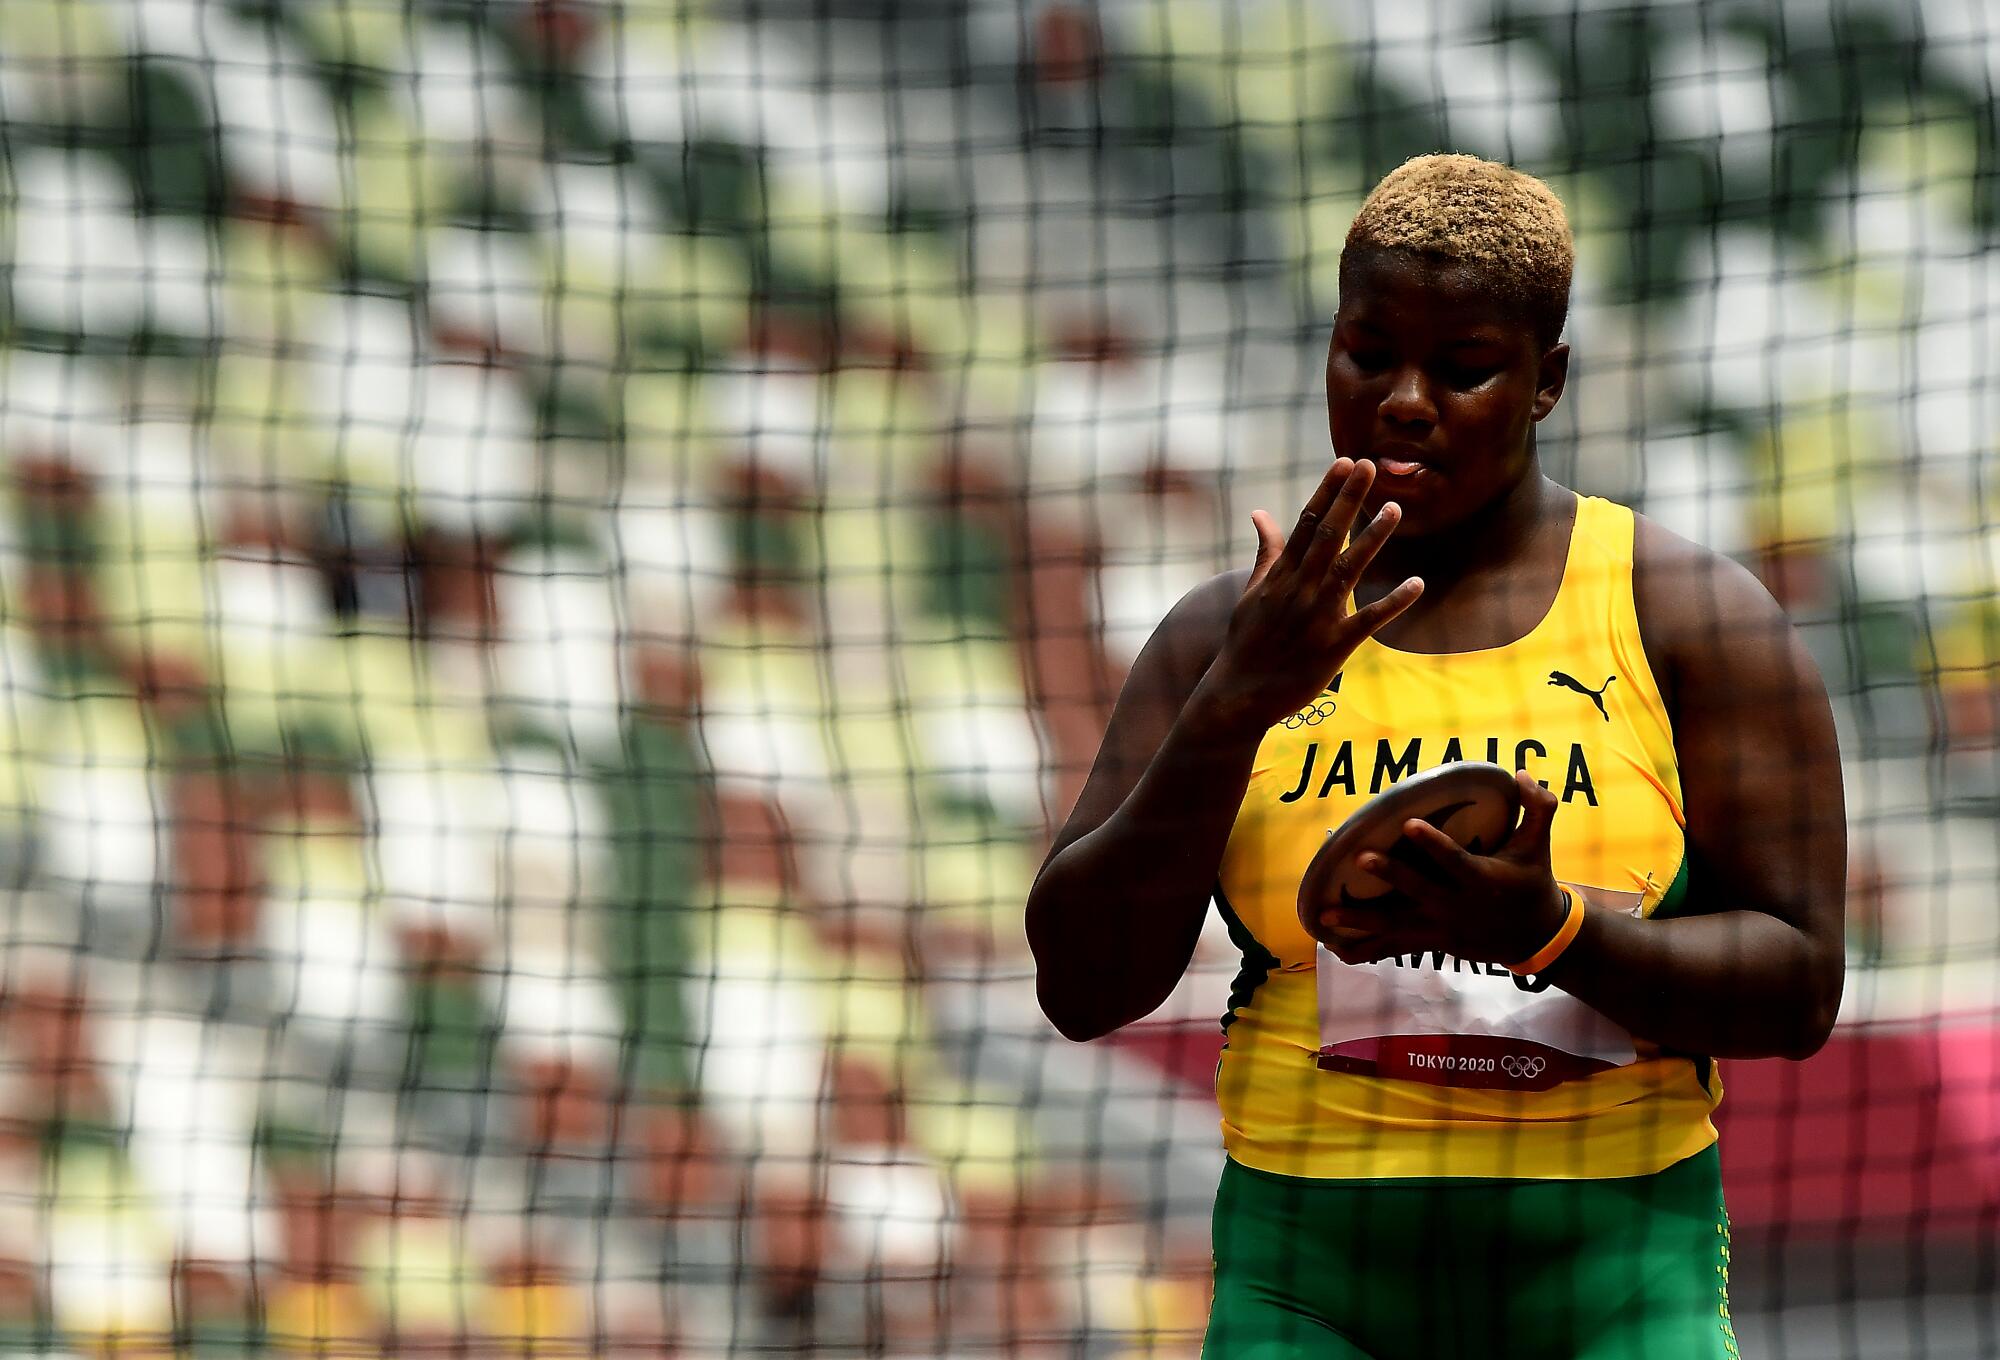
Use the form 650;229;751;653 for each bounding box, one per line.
1371;446;1435;479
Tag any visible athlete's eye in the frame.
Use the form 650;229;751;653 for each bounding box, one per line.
1437;360;1501;390
1440;358;1504;390
1346;348;1392;374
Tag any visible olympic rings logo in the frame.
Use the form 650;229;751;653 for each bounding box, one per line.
1500;1055;1546;1079
1282;699;1339;729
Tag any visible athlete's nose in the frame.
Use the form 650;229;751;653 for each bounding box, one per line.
1379;364;1437;432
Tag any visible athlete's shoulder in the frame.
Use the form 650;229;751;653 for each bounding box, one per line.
1117;568;1246;706
1630;512;1785;627
1155;567;1246;652
1629;511;1802;716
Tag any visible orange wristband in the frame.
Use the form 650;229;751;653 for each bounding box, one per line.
1508;885;1585;975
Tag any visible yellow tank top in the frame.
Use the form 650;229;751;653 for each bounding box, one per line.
1214;495;1719;1181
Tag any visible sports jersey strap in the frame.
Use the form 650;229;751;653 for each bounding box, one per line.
1583;498;1681;819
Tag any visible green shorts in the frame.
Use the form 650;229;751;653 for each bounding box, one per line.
1204;1146;1738;1360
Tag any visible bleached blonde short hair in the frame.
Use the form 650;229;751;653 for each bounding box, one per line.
1342;154;1574;347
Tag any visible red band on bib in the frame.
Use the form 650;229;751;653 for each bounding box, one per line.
1315;1034;1616;1091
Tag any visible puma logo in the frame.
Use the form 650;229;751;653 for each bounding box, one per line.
1548;670;1615;721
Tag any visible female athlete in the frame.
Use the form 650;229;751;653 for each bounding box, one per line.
1025;154;1846;1359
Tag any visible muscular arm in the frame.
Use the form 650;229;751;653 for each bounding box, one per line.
1028;459;1423;1042
1541;517;1847;1059
1025;571;1254;1042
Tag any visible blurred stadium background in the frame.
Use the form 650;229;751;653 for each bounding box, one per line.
0;0;1994;1354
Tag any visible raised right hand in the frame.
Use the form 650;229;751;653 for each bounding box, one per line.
1202;458;1423;731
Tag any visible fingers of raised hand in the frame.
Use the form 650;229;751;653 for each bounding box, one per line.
1298;460;1377;580
1326;501;1403;592
1341;574;1425;643
1354;497;1403;546
1246;509;1285;589
1282;458;1356;570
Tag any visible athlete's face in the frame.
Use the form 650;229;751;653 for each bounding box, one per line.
1325;251;1568;537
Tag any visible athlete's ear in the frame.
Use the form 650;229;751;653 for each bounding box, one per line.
1531;343;1569;422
